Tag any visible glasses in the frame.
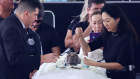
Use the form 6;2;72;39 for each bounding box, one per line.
34;20;42;23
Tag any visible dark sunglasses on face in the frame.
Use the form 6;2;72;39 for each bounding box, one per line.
34;20;42;23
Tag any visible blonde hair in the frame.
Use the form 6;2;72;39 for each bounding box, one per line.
79;0;88;22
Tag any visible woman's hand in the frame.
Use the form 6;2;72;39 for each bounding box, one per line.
75;27;83;38
83;52;88;56
84;57;97;66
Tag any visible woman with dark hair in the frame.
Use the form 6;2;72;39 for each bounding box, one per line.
76;4;138;79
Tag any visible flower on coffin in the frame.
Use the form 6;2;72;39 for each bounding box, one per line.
44;63;56;72
55;54;67;67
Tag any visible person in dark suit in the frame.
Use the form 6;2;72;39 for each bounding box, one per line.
26;27;42;56
0;0;57;79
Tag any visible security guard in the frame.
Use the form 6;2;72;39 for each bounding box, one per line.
26;28;42;55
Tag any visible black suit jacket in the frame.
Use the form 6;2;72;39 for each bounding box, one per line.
0;14;40;79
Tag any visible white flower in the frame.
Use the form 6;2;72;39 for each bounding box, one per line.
56;54;68;67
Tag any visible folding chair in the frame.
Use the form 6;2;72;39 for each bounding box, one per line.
43;10;55;28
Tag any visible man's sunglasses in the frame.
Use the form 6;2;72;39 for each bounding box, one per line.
34;20;42;23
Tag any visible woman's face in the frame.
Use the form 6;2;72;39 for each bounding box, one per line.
91;14;102;33
102;12;119;32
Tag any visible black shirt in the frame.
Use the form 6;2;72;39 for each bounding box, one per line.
0;17;4;23
89;32;134;66
72;21;89;35
36;22;60;54
68;16;80;30
0;12;13;23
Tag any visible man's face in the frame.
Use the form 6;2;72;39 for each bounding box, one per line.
26;8;39;27
29;18;42;31
87;3;104;22
0;0;14;12
32;18;42;29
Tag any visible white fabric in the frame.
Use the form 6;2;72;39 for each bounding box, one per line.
32;63;110;79
32;46;108;79
88;49;103;61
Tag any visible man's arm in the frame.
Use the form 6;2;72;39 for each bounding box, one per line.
65;30;73;48
82;24;92;38
72;34;81;52
75;27;91;55
65;16;80;48
72;25;92;53
52;46;60;57
41;53;56;63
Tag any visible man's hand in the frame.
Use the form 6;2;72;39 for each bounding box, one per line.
41;53;58;64
29;70;37;79
73;42;80;53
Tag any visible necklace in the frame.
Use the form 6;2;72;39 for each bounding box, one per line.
112;32;118;36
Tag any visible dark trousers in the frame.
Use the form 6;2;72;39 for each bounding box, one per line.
106;70;136;79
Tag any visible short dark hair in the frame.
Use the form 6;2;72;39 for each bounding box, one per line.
88;0;105;8
37;3;44;19
17;0;41;13
92;11;101;16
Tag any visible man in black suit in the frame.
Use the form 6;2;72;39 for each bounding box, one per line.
0;0;57;79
